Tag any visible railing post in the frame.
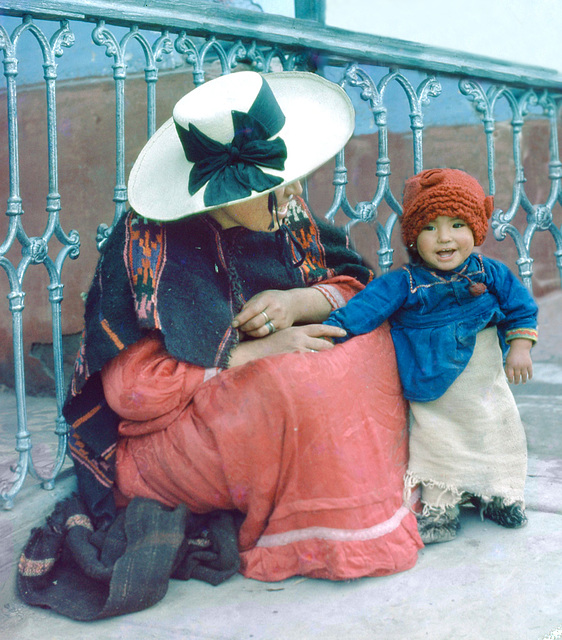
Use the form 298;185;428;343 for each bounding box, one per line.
295;0;325;23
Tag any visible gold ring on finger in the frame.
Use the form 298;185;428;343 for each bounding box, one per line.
265;320;276;335
260;310;270;324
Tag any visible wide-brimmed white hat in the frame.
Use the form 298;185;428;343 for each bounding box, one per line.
127;71;355;222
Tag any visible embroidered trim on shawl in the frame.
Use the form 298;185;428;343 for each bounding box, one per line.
203;217;238;369
125;215;167;330
68;431;115;489
100;319;125;350
71;403;102;430
286;199;330;281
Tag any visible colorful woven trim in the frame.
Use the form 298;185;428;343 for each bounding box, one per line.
286;198;327;280
18;555;55;577
68;425;115;489
505;328;538;343
66;514;94;532
125;214;166;330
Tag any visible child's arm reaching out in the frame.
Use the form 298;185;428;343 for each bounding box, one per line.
505;338;533;384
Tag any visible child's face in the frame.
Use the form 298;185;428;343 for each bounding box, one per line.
416;215;475;270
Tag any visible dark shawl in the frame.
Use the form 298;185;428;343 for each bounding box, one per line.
18;494;241;620
63;197;372;528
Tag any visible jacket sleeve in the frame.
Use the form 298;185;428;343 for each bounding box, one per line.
483;257;539;342
324;269;409;341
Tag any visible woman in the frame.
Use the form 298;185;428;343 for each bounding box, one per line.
63;71;422;582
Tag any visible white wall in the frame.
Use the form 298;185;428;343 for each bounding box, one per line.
258;0;294;16
325;0;562;75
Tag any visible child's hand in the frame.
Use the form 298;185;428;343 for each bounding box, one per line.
505;338;533;384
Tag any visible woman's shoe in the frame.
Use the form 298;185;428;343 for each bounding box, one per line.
417;505;460;544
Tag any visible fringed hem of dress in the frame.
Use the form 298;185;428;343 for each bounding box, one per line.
403;472;526;518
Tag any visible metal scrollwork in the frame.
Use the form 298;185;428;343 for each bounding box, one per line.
532;204;553;232
1;1;562;512
51;19;75;57
24;237;49;264
96;223;113;251
458;77;562;289
92;20;119;58
153;30;173;62
226;39;250;70
175;31;204;83
0;15;79;508
90;21;176;244
336;64;440;273
354;201;378;223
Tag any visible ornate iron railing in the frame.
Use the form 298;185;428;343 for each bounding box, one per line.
0;0;561;508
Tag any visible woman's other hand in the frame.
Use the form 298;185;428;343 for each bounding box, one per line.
232;288;333;337
227;324;346;368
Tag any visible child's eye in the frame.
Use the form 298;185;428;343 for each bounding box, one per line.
422;225;435;231
453;222;466;228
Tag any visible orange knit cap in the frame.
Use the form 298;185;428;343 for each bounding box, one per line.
401;168;494;248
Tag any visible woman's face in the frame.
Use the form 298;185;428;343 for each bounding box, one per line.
209;180;303;232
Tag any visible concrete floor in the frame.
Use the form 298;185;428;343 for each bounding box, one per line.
1;292;561;640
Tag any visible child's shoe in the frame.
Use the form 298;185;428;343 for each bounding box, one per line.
480;497;528;528
417;505;460;544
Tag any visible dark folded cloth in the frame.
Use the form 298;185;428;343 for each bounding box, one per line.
17;494;240;620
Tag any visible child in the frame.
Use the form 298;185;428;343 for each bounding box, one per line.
324;168;538;544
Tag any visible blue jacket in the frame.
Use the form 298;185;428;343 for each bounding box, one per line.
324;254;538;402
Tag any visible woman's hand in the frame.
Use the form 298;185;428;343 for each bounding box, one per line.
232;288;333;338
505;338;533;384
227;324;346;368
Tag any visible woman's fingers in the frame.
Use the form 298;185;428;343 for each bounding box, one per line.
270;324;346;353
232;290;295;334
236;310;278;337
232;299;264;329
305;324;347;339
228;324;348;367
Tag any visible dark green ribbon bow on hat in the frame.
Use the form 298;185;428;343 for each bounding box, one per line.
175;76;288;207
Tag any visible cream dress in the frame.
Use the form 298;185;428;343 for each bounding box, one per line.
405;327;527;513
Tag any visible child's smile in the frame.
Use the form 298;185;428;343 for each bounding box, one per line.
416;216;475;270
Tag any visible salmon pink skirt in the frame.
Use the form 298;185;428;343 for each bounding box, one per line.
110;326;422;581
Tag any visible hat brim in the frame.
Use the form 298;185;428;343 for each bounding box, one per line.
127;72;355;222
